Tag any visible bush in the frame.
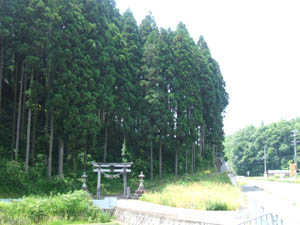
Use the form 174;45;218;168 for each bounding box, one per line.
0;159;84;197
0;190;112;225
0;160;28;195
205;200;228;211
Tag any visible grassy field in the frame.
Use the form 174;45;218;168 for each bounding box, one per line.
140;171;244;211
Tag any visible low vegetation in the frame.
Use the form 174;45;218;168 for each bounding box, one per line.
0;159;141;199
0;191;112;225
140;171;243;211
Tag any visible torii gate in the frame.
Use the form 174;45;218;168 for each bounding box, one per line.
92;162;133;199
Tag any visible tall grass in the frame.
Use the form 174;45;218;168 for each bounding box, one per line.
0;190;112;225
140;172;244;211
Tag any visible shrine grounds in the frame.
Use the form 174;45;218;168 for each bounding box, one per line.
0;171;243;225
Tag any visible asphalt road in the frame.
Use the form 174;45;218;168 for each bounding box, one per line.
240;178;300;225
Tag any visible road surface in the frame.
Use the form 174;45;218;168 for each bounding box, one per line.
239;178;300;225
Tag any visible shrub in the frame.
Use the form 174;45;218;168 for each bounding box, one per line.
0;159;84;197
0;160;28;195
205;200;228;211
0;190;112;224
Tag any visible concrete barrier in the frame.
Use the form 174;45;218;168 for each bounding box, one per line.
114;200;241;225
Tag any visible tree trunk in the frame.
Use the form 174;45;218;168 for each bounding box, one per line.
44;58;51;133
98;108;101;121
72;147;78;174
0;40;4;108
150;138;153;181
191;143;195;174
103;120;108;162
58;138;64;179
31;106;38;164
213;145;217;158
12;56;18;158
175;147;178;177
48;111;54;178
25;108;31;173
45;110;49;133
201;126;205;154
25;69;33;173
84;136;88;172
185;144;188;174
15;62;24;160
159;137;162;179
203;128;205;153
20;70;28;140
194;143;196;172
199;139;202;157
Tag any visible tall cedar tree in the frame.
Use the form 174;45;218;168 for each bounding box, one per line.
0;1;228;181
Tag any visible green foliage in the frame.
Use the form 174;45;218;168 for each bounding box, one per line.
0;0;228;193
205;200;228;211
0;160;82;197
225;118;300;176
0;158;142;198
0;191;112;225
0;160;27;194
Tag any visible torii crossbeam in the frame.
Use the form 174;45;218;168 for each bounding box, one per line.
92;162;133;199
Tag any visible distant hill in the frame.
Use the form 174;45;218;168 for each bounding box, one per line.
224;118;300;176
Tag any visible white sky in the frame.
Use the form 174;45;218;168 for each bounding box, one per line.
115;0;300;135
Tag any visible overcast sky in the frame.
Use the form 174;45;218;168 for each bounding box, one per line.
115;0;300;135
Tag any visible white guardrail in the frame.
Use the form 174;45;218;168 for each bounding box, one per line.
238;212;283;225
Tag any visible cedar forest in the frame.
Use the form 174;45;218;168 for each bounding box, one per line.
0;0;228;194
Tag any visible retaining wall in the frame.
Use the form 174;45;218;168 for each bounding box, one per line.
114;207;220;225
113;200;238;225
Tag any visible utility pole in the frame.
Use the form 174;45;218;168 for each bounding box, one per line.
291;130;298;171
264;145;267;177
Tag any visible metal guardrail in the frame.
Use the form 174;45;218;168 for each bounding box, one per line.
238;195;285;225
238;212;283;225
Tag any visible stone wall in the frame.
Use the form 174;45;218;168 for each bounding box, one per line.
114;207;221;225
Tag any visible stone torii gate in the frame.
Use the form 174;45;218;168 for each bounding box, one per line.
92;162;133;199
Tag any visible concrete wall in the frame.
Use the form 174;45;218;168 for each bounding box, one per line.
114;207;221;225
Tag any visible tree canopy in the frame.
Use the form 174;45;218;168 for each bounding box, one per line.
0;0;228;182
224;118;300;176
